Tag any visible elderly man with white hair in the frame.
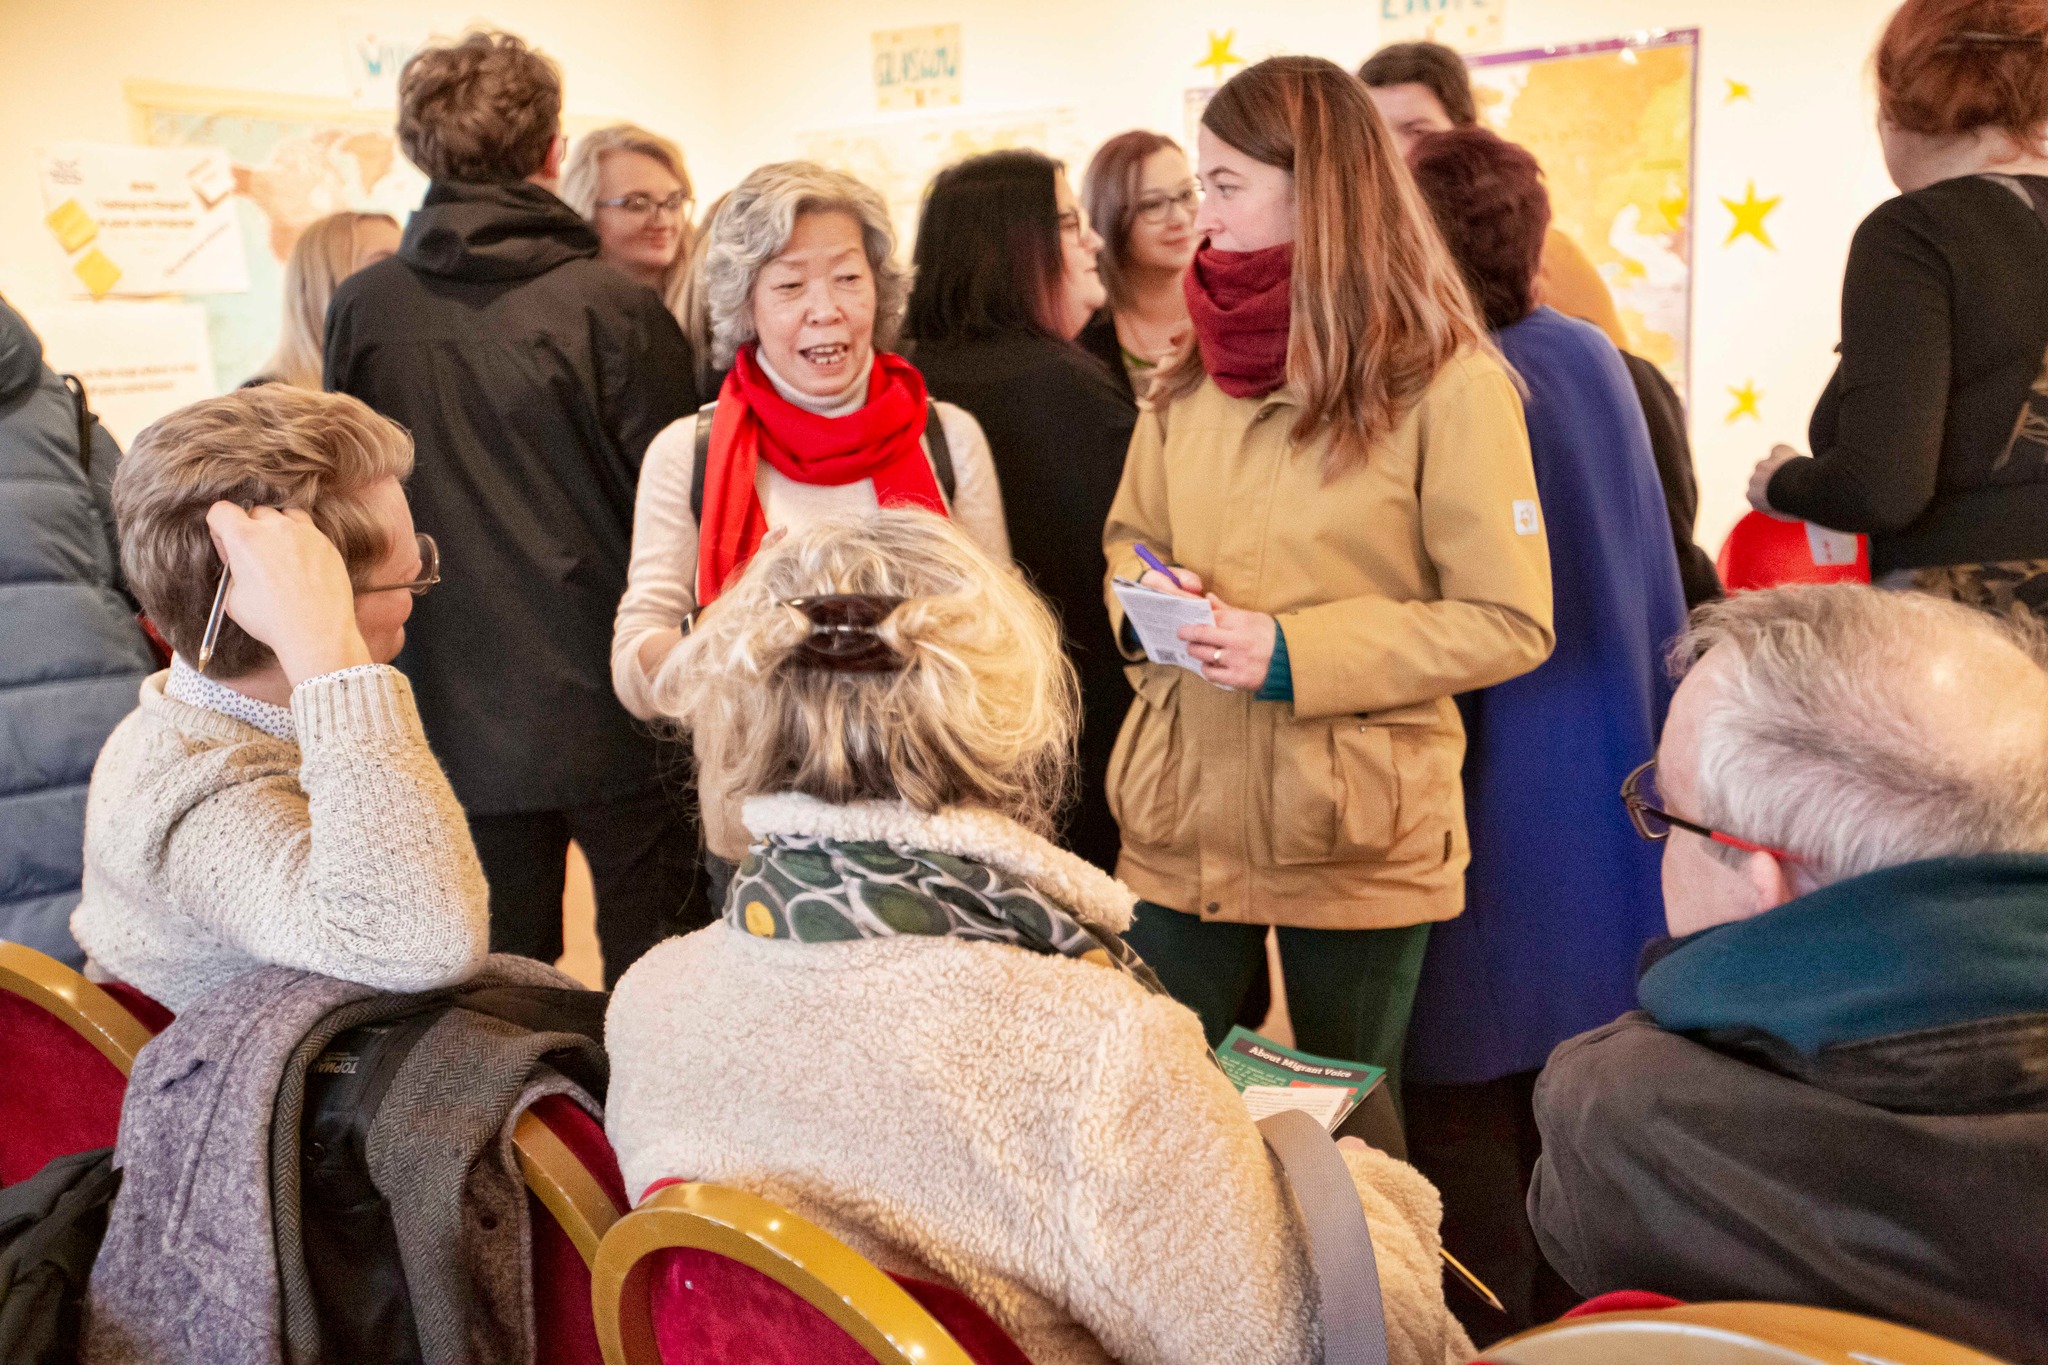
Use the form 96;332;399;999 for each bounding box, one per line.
1528;583;2048;1364
612;160;1008;889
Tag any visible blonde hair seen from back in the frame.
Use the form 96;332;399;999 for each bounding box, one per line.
257;211;399;390
114;386;415;677
1153;56;1492;478
560;123;698;318
653;510;1078;837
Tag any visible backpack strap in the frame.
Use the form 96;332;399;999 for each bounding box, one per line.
1258;1108;1389;1365
60;373;92;477
923;399;956;504
690;400;717;523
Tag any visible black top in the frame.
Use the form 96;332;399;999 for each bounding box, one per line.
1075;309;1136;401
325;180;697;814
1767;174;2048;573
913;333;1137;872
1620;352;1722;608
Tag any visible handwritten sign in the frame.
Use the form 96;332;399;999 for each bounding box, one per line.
872;24;963;112
38;142;248;298
1378;0;1504;52
340;13;435;110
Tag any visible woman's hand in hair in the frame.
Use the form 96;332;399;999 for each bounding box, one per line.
1178;595;1277;692
206;502;373;685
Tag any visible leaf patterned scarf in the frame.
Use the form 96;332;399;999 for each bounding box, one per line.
726;833;1165;994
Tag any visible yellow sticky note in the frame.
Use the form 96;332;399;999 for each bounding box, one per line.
45;198;98;254
73;249;122;299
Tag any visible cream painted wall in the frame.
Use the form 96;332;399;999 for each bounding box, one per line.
698;0;1903;558
0;0;1904;549
0;0;723;313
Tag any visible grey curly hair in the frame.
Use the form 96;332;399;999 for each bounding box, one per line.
703;161;908;367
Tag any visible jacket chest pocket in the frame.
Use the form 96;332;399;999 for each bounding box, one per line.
1106;666;1183;850
1269;718;1399;865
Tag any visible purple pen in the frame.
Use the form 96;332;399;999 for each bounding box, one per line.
1133;544;1186;591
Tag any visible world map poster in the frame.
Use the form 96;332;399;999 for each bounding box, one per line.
125;81;427;391
1469;30;1698;405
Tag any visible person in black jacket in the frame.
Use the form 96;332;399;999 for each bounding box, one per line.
325;30;703;985
0;296;155;966
905;150;1137;872
1621;353;1722;609
1751;0;2048;614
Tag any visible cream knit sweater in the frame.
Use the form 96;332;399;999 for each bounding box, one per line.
607;795;1475;1365
70;667;490;1012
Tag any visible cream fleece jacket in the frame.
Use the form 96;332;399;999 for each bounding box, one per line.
70;667;490;1011
606;795;1474;1365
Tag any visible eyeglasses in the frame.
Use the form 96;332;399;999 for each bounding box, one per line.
595;190;691;220
360;533;441;596
1133;185;1199;225
1056;208;1088;241
1620;758;1803;861
196;532;441;672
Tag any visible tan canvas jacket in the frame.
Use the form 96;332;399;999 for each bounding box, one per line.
1102;352;1554;929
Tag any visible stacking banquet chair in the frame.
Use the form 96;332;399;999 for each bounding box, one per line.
0;940;628;1362
1480;1299;2008;1365
0;941;166;1186
591;1180;1033;1365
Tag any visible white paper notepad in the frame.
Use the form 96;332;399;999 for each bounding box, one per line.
1112;577;1215;674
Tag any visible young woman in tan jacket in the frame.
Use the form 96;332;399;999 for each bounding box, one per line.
1101;57;1554;1091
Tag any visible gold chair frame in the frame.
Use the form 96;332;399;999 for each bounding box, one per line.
1485;1301;2011;1365
591;1181;977;1365
512;1103;625;1266
0;940;155;1076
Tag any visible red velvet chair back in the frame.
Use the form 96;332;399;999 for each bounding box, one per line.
515;1092;629;1365
0;944;159;1186
593;1181;1030;1365
1717;511;1871;591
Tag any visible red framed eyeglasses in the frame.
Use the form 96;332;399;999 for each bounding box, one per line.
1620;759;1803;862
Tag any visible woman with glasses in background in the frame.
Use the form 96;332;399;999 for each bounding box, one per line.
1078;131;1200;400
70;385;489;1011
905;149;1138;872
562;124;696;326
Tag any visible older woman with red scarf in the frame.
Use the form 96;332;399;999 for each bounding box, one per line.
613;161;1009;889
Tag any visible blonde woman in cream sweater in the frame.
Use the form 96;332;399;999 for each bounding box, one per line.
71;386;488;1012
605;509;1474;1365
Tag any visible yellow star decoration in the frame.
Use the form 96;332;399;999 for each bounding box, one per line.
1725;78;1753;103
1726;381;1762;424
1196;29;1245;83
1722;181;1782;249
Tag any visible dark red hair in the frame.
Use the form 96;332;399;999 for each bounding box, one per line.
1876;0;2048;139
1407;126;1550;332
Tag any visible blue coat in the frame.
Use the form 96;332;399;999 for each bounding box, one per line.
1406;308;1686;1085
0;296;155;965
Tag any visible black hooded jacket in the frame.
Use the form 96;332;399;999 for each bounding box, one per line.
325;180;697;813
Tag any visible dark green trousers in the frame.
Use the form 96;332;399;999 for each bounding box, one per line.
1122;901;1432;1097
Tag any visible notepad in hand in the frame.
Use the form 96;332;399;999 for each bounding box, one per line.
1112;577;1215;674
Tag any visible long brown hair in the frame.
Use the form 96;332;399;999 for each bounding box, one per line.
1154;56;1490;476
1082;130;1181;310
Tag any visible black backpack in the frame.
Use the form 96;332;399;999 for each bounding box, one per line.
0;1147;122;1365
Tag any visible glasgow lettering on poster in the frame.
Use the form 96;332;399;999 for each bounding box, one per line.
1379;0;1504;51
872;23;963;111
